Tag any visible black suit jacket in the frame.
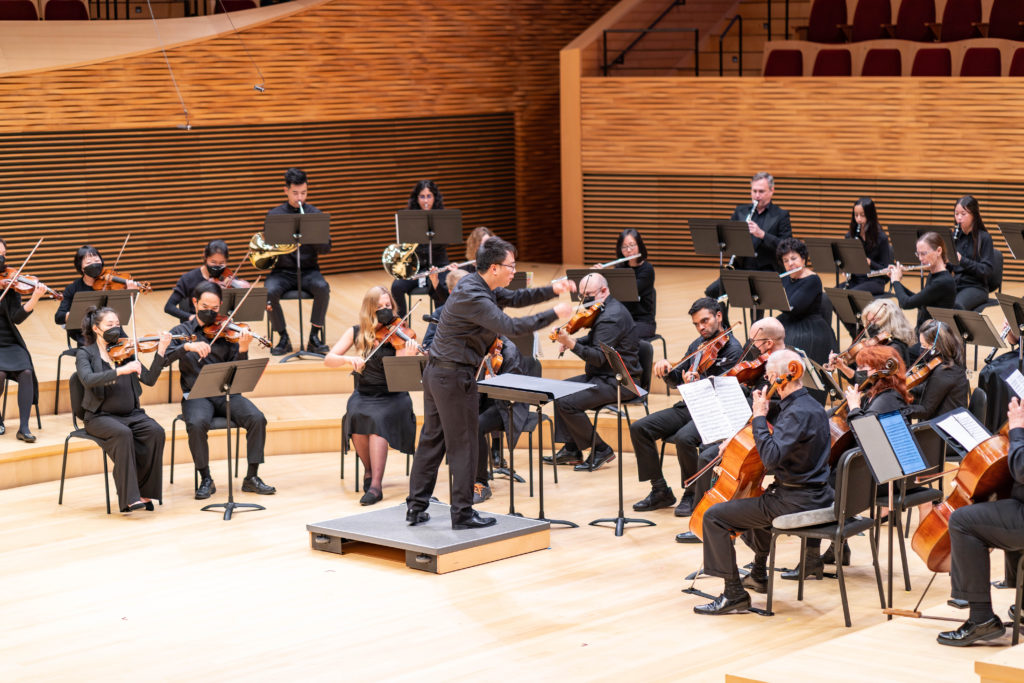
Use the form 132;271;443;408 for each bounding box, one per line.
75;343;165;414
730;202;792;271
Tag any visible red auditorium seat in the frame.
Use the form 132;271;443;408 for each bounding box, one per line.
861;48;902;75
884;0;935;41
214;0;257;12
795;0;847;43
986;0;1024;41
960;47;1001;76
813;48;852;75
44;0;88;19
846;0;890;41
1009;48;1024;76
911;47;952;76
0;0;39;19
928;0;981;42
763;49;804;76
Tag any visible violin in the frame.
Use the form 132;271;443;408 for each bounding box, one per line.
667;323;738;383
835;331;891;367
905;356;942;391
724;353;769;386
549;301;604;341
107;333;195;363
211;268;250;289
0;267;63;300
374;318;419;351
201;314;272;348
688;359;804;539
826;357;900;466
91;268;152;293
483;338;503;378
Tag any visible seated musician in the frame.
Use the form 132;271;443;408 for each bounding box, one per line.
627;297;743;515
391;180;450;318
474;334;530;504
776;237;838;364
979;327;1020;432
76;307;169;513
826;298;916;382
602;228;657;340
937;397;1024;646
888;231;956;333
904;319;969;422
165;239;249;323
675;317;787;543
951;196;996;312
840;197;892;297
56;245;140;346
0;238;46;441
324;286;418;506
693;349;833;615
549;272;641;472
165;281;275;500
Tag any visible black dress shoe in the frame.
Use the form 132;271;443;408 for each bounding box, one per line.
633;487;677;512
241;475;276;495
16;430;36;443
0;420;5;435
694;592;751;615
452;511;498;530
406;509;430;526
122;501;147;513
359;487;383;506
742;572;768;594
821;541;851;566
1010;604;1019;621
271;331;291;356
674;495;695;518
781;555;825;581
937;617;1006;647
948;598;969;610
542;447;583;466
307;327;329;355
574;446;615;472
993;579;1012;589
676;531;701;544
144;501;155;511
195;476;216;500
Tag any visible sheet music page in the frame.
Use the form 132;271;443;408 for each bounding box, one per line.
1005;369;1024;399
711;375;753;434
678;379;735;444
936;412;987;452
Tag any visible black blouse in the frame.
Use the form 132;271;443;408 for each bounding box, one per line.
952;229;995;292
892;270;957;330
615;260;656;325
906;362;969;421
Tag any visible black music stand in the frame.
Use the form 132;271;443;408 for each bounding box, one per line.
999;223;1024;261
719;269;791;334
690;218;754;269
190;358;269;520
888;225;959;266
66;290;134;331
929;407;991;461
477;374;595;528
264;212;331;363
927;306;1005;370
997;292;1024;373
826;287;875;338
382;355;427;391
565;268;639;303
805;238;869;288
394;209;462;272
221;287;267;322
506;272;528;290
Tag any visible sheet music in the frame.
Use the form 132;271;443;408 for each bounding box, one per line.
712;376;753;434
1005;369;1024;399
678;376;751;444
879;411;927;475
936;412;990;452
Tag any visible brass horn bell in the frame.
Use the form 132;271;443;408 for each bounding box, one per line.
382;242;420;279
249;231;298;271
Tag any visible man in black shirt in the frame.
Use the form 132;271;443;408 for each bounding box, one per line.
406;237;574;529
694;349;833;616
265;168;332;356
550;272;641;472
627;297;742;513
166;281;274;500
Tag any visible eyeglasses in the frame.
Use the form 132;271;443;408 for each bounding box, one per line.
498;262;516;271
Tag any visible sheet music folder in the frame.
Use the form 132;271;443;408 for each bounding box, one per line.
850;410;929;485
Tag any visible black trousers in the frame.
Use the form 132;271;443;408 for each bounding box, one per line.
84;410;164;511
265;269;330;333
553;373;619;452
703;484;833;580
181;395;266;471
955;285;989;312
630;402;689;483
476;403;504;485
949;499;1024;602
407;363;479;522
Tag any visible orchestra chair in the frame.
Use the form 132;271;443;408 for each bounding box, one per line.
266;288;326;353
767;448;885;627
584;339;653;456
1013;553;1024;645
54;331;79;414
970;248;1002;325
340;417;412;492
58;373;112;515
968;387;987;432
1;374;41;432
169;414;241;491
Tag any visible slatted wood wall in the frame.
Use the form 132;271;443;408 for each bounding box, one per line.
0;0;620;268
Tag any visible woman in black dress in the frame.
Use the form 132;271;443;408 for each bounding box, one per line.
607;228;657;339
775;237;838;364
905;319;969;421
952;195;996;311
164;239;250;322
889;231;957;331
0;239;45;441
842;197;892;296
76;306;169;513
325;286;418;505
391;180;451;317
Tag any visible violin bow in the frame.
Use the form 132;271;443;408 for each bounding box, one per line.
0;238;43;305
207;274;262;347
670;321;740;374
102;234;131;290
881;573;962;624
224;249;249;287
362;301;421;366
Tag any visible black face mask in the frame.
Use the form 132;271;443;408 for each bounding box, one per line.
0;255;5;271
206;264;226;278
375;308;395;325
83;262;103;278
581;297;597;307
866;324;881;337
852;370;868;385
102;326;123;346
196;309;219;325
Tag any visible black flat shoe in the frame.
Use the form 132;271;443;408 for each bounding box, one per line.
195;477;216;500
16;431;36;443
452;511;497;530
782;557;825;581
359;487;383;506
144;501;155;511
937;617;1005;647
632;487;677;512
241;475;276;495
575;446;615;472
406;509;430;526
122;501;147;513
821;542;851;566
694;592;751;616
542;447;583;466
741;573;768;594
675;531;701;544
674;495;695;518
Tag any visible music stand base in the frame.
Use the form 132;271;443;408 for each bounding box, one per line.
538;516;578;528
201;500;266;521
493;467;526;484
279;349;326;363
589;516;656;537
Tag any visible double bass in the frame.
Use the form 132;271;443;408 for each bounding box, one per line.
688;358;804;539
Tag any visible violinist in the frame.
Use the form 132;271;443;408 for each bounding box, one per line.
841;197;892;297
407;237;574;530
627;297;743;515
56;246;140;346
694;350;832;615
76;307;169;513
606;228;657;339
165;239;249;322
775;237;839;364
0;238;45;441
165;281;275;500
265;168;332;356
826;298;915;381
550;272;641;472
889;231;957;331
937;397;1024;646
904;319;969;422
951;195;996;311
324;286;418;506
846;345;911;419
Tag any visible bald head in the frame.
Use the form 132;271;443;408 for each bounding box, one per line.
751;317;785;344
579;272;609;302
766;349;804;386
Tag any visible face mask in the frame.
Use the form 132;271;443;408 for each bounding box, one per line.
581;297;596;307
852;370;868;385
83;262;103;278
196;309;219;325
102;326;123;346
0;256;5;271
866;324;881;337
376;308;395;325
207;264;226;278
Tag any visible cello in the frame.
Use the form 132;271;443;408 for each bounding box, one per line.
688;358;804;539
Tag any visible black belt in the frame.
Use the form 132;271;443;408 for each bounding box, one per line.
779;481;828;490
430;359;477;371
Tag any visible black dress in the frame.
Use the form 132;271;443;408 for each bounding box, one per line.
0;292;38;400
341;326;416;456
777;273;838;364
843;228;892;296
616;260;656;339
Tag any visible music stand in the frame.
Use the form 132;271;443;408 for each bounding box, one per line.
888;225;959;266
394;209;462;271
689;218;755;269
66;290;134;332
929;407;991;461
997;292;1024;373
264;212;332;363
807;357;845;401
383;355;427;391
506;272;528;290
927;307;1005;370
189;358;270;520
720;269;791;315
826;287;875;337
477;374;595;528
221;287;268;323
565;268;639;303
999;222;1024;260
805;238;869;288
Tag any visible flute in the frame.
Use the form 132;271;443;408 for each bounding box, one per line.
866;264;927;278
